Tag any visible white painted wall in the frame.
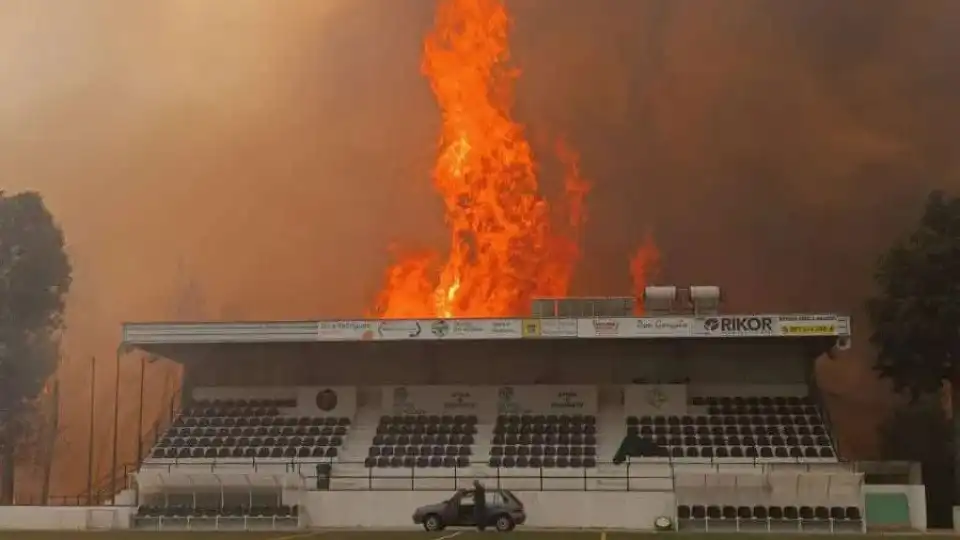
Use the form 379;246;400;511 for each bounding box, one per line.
304;490;675;529
0;506;134;530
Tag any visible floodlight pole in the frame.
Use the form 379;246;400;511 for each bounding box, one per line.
136;355;145;462
110;345;122;500
86;356;96;504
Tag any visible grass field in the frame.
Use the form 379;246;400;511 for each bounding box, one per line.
0;531;925;540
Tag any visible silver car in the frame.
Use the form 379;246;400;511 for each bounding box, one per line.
412;488;525;532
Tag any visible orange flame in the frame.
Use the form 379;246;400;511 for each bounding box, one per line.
374;0;588;318
630;233;661;314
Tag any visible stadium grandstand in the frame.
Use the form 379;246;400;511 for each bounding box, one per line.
107;285;882;532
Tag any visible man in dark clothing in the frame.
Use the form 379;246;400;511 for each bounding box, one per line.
472;480;487;531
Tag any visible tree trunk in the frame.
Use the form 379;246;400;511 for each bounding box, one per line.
0;445;14;505
953;380;960;508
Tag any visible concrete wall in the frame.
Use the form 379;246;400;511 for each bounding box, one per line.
304;490;676;529
0;506;134;530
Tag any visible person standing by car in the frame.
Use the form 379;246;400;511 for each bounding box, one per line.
472;480;487;531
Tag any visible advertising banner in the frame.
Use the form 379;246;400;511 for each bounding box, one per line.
778;314;840;336
578;318;623;337
382;386;496;416
317;320;375;341
696;315;778;337
496;385;598;415
626;317;693;338
521;318;578;338
577;317;692;338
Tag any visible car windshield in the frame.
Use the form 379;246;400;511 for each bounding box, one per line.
502;490;521;507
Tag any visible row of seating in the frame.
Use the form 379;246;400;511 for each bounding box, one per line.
152;446;340;459
494;423;598;436
377;423;477;435
373;434;473;446
662;446;835;459
380;414;478;425
678;504;862;522
369;445;472;457
629;425;827;438
365;456;470;468
626;434;831;448
137;505;298;518
691;396;814;407
160;435;344;448
629;415;822;427
488;456;597;468
493;434;597;446
492;445;597;458
497;414;597;426
175;416;350;428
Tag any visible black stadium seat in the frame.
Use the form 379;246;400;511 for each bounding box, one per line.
625;395;838;462
146;399;350;463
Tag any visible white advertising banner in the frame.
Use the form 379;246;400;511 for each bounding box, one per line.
520;318;578;338
374;319;522;341
495;385;598;415
382;386;496;416
576;317;694;338
624;384;689;416
578;318;623;337
317;320;374;340
695;315;778;337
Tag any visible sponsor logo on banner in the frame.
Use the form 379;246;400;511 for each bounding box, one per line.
633;317;691;337
497;386;520;413
592;319;620;336
377;320;422;339
318;320;374;340
703;316;775;336
451;320;486;337
443;390;477;411
315;389;339;412
781;324;837;336
391;386;420;414
431;320;450;338
779;314;837;322
490;320;520;337
542;319;578;337
646;387;668;410
522;319;542;337
551;390;586;410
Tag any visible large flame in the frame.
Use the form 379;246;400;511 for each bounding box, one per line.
374;0;589;318
374;0;660;318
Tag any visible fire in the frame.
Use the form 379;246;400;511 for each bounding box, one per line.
630;233;661;314
374;0;589;318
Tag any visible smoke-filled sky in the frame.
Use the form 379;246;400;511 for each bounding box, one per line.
1;0;959;480
4;0;958;339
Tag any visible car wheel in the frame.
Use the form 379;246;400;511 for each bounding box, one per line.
494;514;515;532
423;514;444;531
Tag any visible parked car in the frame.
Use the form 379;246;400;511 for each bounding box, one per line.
412;488;525;532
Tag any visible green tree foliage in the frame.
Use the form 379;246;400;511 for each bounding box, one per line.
868;189;960;503
0;191;71;504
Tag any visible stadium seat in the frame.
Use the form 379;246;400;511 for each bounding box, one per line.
490;414;598;467
365;415;477;468
146;399;350;464
626;395;837;462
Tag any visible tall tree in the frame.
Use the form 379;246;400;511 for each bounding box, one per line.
867;190;960;503
878;398;954;528
0;191;71;504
